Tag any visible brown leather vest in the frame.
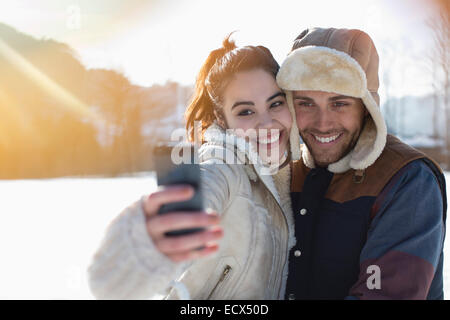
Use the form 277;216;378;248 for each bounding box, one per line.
291;134;444;207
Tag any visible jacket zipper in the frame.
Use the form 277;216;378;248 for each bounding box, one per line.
268;189;290;299
207;265;232;299
253;167;290;299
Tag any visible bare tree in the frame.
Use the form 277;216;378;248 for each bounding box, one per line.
380;40;400;136
428;2;450;167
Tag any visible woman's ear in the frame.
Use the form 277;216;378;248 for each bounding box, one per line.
213;109;227;129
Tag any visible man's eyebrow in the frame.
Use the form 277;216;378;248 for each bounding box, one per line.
232;101;254;109
267;91;286;102
329;95;355;101
293;96;314;101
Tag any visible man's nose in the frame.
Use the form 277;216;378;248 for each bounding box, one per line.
313;109;334;132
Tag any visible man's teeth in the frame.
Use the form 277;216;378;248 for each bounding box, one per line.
314;134;340;143
258;133;280;144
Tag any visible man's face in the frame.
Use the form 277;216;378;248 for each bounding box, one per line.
293;90;368;167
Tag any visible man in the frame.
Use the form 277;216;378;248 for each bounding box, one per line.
276;27;447;299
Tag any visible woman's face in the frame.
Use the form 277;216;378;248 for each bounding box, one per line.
219;69;292;164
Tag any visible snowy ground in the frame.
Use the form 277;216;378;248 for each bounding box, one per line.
0;172;448;299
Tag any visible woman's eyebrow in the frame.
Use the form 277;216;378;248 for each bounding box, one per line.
232;91;286;109
266;91;286;101
232;101;254;109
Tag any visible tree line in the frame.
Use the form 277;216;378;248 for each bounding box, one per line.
0;23;191;179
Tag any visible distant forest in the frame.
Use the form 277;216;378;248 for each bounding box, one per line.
0;19;448;180
0;23;192;179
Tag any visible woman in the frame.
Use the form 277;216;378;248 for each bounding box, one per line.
88;35;300;299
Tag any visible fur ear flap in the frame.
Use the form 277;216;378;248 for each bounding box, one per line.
350;91;387;170
301;144;315;169
350;117;377;167
285;91;301;161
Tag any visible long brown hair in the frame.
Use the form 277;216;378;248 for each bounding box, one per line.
185;34;280;142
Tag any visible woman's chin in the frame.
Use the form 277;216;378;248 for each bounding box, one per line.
258;146;288;166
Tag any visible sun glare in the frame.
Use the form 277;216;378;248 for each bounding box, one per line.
0;38;103;123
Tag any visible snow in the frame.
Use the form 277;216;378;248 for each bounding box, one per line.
0;172;448;299
0;175;157;299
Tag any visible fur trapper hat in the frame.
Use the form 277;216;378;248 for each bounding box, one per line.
277;27;387;173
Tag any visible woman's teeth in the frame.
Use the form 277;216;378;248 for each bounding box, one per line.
258;132;281;144
313;133;341;143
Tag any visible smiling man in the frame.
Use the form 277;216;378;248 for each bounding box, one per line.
277;28;447;300
293;91;367;167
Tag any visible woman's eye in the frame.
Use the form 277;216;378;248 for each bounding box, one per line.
237;109;254;116
270;101;284;108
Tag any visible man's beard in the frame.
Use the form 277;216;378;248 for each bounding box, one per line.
300;123;365;168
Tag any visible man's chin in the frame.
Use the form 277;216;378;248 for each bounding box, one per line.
303;136;356;168
312;158;337;168
308;148;347;167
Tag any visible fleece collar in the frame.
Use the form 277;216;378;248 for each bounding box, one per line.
277;46;387;173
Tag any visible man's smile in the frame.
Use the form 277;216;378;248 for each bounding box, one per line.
309;132;343;147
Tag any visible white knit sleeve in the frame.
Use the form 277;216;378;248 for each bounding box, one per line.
87;196;188;300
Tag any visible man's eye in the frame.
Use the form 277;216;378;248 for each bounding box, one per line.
297;101;314;107
333;101;349;107
238;109;254;116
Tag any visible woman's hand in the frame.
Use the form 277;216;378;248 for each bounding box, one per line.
144;185;223;263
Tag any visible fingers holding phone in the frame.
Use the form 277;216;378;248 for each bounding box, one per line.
144;143;223;262
144;185;194;217
144;187;223;263
147;211;223;263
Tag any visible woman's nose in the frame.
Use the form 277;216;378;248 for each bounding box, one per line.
257;112;276;129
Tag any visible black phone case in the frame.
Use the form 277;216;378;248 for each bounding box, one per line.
154;144;204;237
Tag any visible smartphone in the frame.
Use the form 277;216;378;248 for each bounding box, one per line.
154;142;204;237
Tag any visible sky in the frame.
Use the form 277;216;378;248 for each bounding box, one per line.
0;0;444;99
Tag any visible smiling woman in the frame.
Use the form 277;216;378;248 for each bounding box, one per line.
184;35;292;166
219;69;291;164
87;35;299;300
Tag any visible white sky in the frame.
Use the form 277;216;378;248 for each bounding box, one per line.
0;0;441;99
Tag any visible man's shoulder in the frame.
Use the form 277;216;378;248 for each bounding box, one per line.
379;135;445;191
381;134;425;162
371;150;446;224
387;158;441;191
365;135;433;188
290;135;445;200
